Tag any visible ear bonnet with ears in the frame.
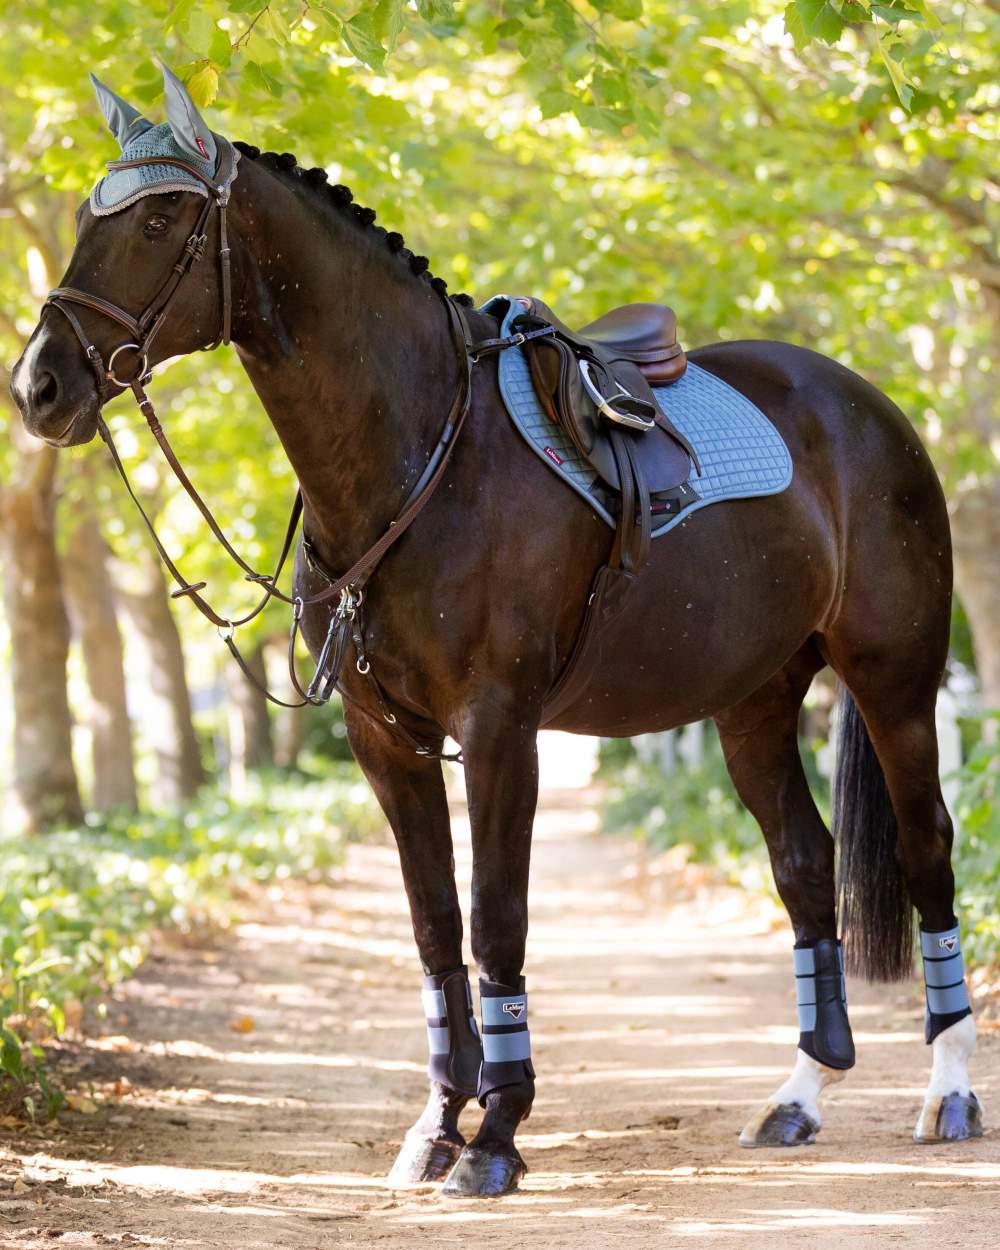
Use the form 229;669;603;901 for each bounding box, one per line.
89;63;237;216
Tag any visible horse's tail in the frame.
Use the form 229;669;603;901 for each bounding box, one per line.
833;687;913;981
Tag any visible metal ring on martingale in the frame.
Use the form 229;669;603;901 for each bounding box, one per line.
107;342;149;387
356;657;371;675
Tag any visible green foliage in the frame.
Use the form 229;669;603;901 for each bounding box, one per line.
950;716;1000;969
601;729;777;896
603;723;1000;971
0;769;380;1114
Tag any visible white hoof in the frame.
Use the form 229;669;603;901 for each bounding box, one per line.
739;1049;846;1147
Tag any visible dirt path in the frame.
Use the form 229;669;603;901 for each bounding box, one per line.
2;760;998;1249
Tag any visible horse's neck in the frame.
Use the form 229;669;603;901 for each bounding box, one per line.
229;162;460;571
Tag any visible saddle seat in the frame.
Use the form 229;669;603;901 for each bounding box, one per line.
578;303;687;386
514;297;697;501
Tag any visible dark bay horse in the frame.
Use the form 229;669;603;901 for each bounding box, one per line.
11;72;982;1197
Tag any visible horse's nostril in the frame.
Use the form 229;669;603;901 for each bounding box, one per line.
32;371;60;411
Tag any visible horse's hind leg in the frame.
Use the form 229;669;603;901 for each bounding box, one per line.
824;637;982;1143
715;641;856;1148
343;707;480;1185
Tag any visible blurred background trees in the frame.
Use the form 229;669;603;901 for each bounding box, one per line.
0;2;997;1072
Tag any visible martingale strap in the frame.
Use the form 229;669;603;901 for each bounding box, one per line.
920;924;972;1043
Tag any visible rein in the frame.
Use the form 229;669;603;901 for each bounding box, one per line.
45;144;481;761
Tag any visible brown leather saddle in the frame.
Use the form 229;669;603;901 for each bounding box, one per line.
488;297;701;724
509;298;698;567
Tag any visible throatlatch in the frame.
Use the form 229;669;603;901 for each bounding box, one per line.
794;939;855;1070
421;966;483;1097
478;977;534;1103
920;924;972;1044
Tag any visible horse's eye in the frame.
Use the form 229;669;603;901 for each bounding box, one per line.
144;215;169;236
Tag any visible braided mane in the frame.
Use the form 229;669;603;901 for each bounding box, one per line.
234;141;474;306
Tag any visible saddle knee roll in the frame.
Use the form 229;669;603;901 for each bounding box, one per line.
921;924;972;1044
478;976;534;1103
794;939;855;1070
421;966;483;1096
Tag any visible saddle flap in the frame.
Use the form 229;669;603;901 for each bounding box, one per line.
517;310;693;495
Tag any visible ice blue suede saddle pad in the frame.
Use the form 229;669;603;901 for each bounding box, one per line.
484;295;793;538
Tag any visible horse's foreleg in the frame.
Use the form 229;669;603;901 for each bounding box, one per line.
716;644;855;1148
343;707;477;1185
441;706;538;1198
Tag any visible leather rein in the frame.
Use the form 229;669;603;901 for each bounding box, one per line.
44;143;490;761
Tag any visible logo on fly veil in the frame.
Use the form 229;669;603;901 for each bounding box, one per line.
938;936;959;954
502;1000;526;1021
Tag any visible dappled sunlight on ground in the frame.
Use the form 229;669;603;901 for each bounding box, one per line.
2;742;997;1247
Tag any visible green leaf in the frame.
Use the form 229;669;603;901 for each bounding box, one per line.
165;0;197;33
341;13;386;70
1;1028;26;1084
605;0;644;18
243;59;284;96
792;0;844;45
185;9;216;55
416;0;454;18
538;85;577;118
784;2;809;48
871;3;923;26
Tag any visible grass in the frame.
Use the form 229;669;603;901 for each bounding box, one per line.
0;767;381;1119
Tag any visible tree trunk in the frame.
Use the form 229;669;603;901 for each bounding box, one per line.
951;481;1000;709
228;639;274;774
274;701;307;770
61;511;138;811
115;549;205;804
1;442;83;831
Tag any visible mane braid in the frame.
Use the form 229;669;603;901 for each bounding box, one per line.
234;140;472;305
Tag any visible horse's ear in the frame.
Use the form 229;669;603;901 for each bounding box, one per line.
160;62;217;165
89;73;152;150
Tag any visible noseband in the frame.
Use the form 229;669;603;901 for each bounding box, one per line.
42;143;486;760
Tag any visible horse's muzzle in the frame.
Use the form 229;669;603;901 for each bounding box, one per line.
9;323;101;447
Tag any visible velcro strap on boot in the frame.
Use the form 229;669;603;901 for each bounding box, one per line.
422;966;482;1096
478;976;534;1103
794;939;855;1070
921;924;972;1043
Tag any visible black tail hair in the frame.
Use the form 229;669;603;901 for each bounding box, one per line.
833;688;914;981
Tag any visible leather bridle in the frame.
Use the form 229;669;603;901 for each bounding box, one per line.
43;142;484;760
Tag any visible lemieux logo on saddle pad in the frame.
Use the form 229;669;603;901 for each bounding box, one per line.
939;935;959;953
502;1000;527;1021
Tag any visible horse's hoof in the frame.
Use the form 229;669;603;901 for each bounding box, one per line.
388;1133;464;1185
739;1101;819;1148
914;1092;984;1144
440;1145;526;1197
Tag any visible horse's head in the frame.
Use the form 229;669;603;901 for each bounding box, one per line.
10;65;238;447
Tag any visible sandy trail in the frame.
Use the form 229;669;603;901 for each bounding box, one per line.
1;754;997;1249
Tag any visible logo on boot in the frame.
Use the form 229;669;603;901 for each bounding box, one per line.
938;936;959;954
502;1000;526;1021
